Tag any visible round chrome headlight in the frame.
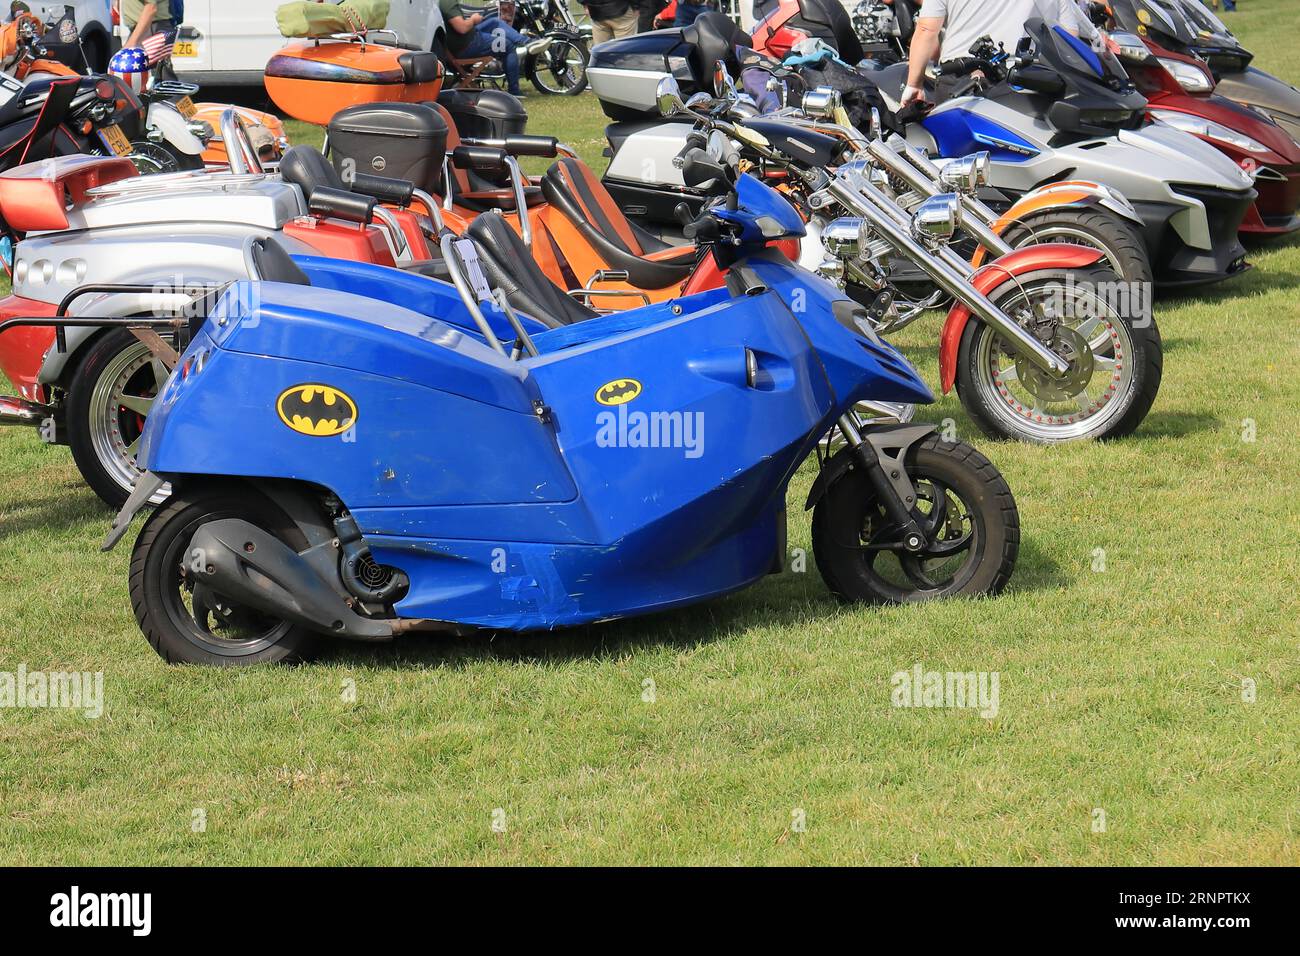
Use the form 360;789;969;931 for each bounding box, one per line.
801;87;840;119
822;217;868;259
910;194;962;244
938;152;990;193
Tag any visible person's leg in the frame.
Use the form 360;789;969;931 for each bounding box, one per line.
477;17;529;93
612;8;640;38
674;4;707;27
591;19;615;45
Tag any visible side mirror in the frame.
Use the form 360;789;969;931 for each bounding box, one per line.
713;60;739;99
656;76;686;117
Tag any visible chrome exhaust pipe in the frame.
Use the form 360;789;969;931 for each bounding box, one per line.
0;395;51;427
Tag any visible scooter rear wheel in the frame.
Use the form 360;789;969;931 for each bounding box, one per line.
812;437;1019;604
130;488;321;666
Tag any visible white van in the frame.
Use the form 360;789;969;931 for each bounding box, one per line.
145;0;446;85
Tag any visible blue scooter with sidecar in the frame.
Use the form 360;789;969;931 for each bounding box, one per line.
105;167;1020;665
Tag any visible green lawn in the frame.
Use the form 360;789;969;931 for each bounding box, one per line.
1;2;1298;866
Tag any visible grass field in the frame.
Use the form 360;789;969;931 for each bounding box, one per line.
1;1;1298;866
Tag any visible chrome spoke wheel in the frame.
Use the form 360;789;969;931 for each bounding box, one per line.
972;281;1136;442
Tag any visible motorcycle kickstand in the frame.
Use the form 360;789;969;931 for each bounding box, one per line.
837;414;929;554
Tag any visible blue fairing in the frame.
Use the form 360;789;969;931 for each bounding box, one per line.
922;108;1041;162
139;180;934;631
713;173;807;244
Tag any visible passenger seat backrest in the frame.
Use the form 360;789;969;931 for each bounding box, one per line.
279;144;346;202
542;158;644;256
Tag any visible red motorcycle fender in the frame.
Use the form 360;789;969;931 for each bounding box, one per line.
938;244;1106;394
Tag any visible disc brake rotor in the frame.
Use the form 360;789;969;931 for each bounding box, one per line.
1014;325;1094;403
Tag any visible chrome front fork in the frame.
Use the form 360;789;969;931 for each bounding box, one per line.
820;177;1070;377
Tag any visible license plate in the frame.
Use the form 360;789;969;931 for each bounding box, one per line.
175;96;197;120
99;124;132;157
173;40;198;58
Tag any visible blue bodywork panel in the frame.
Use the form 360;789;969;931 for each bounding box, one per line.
140;177;935;631
922;108;1041;162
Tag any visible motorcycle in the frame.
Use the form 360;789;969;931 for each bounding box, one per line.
591;12;1154;289
0;8;211;176
509;0;592;96
1111;0;1300;148
1090;11;1300;237
99;164;1021;665
659;75;1162;445
865;15;1259;288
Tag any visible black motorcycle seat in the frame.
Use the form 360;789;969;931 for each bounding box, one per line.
466;212;598;329
249;237;312;286
684;12;752;87
541;157;696;289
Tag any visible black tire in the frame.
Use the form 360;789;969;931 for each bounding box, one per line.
527;37;589;95
66;329;169;510
1000;207;1152;289
955;266;1163;444
130;487;322;666
812;437;1019;603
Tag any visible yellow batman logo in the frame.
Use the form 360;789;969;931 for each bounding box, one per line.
595;378;642;406
276;384;358;437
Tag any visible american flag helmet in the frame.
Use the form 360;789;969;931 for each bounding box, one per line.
109;46;151;94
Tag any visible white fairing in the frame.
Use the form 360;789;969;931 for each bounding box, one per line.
146;102;206;156
13;174;313;381
60;174;306;234
605;121;692;188
587;66;674;114
909;97;1254;251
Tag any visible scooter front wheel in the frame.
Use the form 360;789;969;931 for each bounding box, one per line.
812;437;1019;604
130;489;321;666
956;267;1163;443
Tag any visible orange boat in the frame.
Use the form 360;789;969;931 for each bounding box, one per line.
265;37;444;127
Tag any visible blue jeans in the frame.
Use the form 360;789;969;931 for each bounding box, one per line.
674;3;716;27
461;17;528;93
